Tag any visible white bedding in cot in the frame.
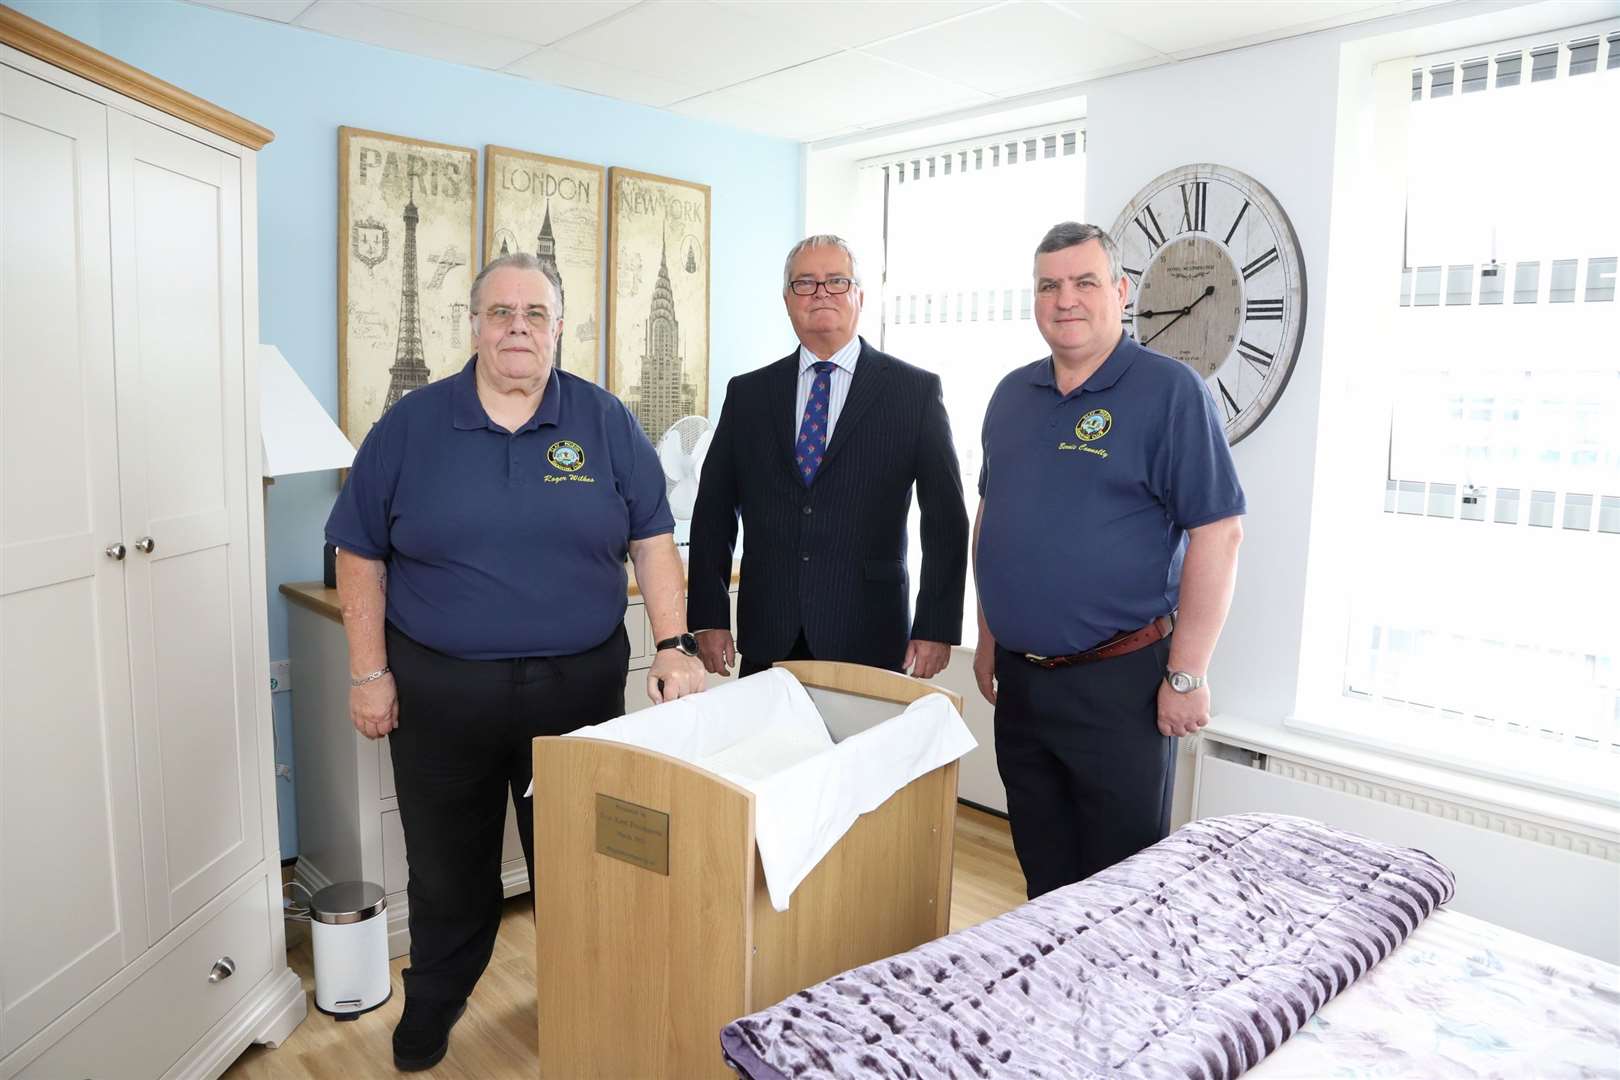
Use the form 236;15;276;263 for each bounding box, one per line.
1247;908;1620;1079
550;669;976;912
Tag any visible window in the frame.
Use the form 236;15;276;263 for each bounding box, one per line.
860;124;1085;644
1330;26;1620;797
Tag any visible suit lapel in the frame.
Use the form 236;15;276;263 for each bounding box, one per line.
817;341;888;475
766;352;800;469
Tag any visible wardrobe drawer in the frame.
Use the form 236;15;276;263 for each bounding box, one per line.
382;808;409;894
18;879;271;1080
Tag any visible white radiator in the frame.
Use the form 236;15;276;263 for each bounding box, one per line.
1193;733;1620;963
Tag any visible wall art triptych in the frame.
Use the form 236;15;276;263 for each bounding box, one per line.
338;126;710;443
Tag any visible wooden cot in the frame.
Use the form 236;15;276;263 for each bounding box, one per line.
531;661;963;1078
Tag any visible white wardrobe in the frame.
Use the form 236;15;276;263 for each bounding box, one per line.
1;13;304;1079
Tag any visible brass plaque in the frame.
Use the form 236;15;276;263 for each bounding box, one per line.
594;794;670;875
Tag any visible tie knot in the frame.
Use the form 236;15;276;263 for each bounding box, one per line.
814;361;835;376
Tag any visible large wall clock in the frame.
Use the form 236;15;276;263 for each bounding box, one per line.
1109;163;1306;445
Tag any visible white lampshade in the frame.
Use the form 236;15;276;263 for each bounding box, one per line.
259;343;355;477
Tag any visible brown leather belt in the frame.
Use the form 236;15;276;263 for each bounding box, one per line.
1021;612;1176;669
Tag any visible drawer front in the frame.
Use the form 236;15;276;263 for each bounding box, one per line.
18;878;271;1080
378;735;396;800
382;799;520;895
381;808;409;894
624;603;649;663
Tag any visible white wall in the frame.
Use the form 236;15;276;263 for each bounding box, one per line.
803;0;1620;815
1082;33;1344;725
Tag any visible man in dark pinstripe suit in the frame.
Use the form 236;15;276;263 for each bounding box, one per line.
688;235;969;678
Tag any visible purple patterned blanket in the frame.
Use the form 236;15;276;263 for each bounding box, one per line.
721;814;1455;1080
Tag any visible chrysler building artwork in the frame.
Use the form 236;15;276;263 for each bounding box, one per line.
629;233;698;440
607;167;710;442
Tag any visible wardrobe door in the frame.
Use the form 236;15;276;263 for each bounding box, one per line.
106;109;261;938
0;67;146;1058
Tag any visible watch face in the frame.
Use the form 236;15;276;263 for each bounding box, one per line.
1110;164;1306;445
1169;671;1195;693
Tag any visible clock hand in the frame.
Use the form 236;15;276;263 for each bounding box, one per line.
1137;286;1216;321
1141;309;1188;346
1140;285;1216;347
1183;284;1216;311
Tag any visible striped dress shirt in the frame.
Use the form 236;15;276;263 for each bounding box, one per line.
793;336;860;443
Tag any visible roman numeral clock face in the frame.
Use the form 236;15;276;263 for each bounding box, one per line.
1109;164;1306;444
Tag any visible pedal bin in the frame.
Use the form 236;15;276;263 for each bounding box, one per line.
310;881;391;1019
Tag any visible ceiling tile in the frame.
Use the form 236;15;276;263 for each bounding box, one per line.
503;48;706;109
1058;0;1396;58
296;1;539;68
716;0;1000;49
668;50;991;140
187;0;317;22
550;0;844;93
866;1;1162;97
363;0;638;47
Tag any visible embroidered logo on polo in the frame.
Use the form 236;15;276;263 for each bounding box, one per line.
1057;408;1113;459
547;440;585;472
1075;408;1113;442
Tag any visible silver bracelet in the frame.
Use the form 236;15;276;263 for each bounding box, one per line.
350;666;390;687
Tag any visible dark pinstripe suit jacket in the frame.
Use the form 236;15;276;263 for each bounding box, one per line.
687;338;969;671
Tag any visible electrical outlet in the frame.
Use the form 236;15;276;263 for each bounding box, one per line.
269;659;291;694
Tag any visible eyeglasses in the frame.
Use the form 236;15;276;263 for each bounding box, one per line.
788;276;856;297
480;305;552;327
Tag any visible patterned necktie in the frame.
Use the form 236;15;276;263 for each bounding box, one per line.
794;360;835;486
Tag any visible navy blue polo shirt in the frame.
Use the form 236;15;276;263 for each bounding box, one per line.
976;333;1245;656
325;358;673;659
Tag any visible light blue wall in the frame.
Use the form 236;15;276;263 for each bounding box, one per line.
16;1;805;856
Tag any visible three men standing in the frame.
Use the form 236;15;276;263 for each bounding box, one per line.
687;235;970;678
973;222;1245;898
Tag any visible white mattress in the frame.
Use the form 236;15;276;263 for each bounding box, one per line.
1247;908;1620;1078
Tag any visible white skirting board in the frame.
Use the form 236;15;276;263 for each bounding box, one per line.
1195;753;1620;962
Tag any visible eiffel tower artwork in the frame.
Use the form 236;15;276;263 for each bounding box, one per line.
384;198;431;410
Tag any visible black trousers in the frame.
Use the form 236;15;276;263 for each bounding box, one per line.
385;621;628;1003
738;628;815;678
993;635;1176;899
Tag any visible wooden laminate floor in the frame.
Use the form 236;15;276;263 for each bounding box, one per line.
225;805;1025;1079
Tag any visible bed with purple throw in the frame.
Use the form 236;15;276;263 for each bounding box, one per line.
720;814;1457;1080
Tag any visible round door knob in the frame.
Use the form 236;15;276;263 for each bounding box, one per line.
208;956;236;983
105;542;127;561
134;536;156;554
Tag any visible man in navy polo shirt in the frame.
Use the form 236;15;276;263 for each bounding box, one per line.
326;252;706;1070
973;222;1245;899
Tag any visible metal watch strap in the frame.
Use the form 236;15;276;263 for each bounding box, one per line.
350;666;390;687
1165;670;1205;693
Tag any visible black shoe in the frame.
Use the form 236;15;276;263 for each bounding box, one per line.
392;996;467;1072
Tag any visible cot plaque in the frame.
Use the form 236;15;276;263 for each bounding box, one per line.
594;794;670;875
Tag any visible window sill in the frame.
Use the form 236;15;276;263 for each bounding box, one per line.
1203;709;1620;838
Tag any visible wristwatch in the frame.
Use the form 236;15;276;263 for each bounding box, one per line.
655;633;699;657
1165;670;1206;693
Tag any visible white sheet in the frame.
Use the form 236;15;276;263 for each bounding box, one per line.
538;669;976;912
